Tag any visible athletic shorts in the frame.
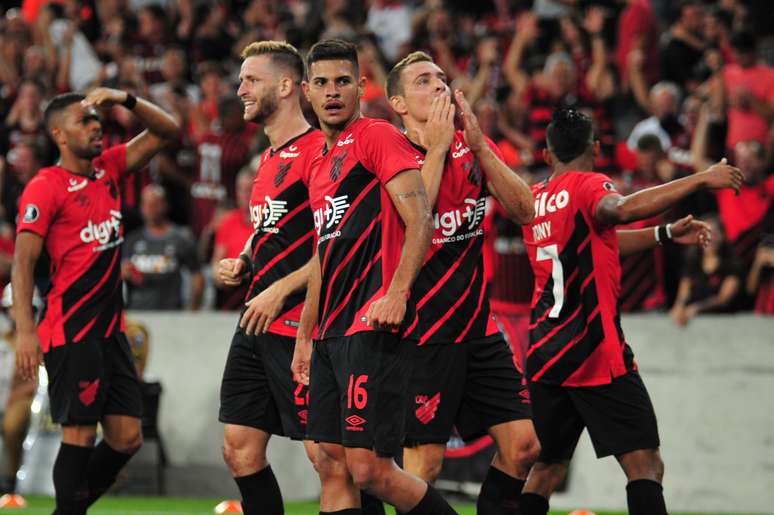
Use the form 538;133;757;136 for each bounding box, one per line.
404;335;532;446
307;332;412;457
219;328;308;440
528;371;661;461
44;332;143;425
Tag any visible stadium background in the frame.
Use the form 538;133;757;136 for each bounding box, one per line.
0;0;772;513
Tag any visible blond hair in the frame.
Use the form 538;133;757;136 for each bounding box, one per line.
386;51;434;98
240;41;304;82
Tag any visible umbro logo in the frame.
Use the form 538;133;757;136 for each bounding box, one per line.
345;414;366;431
78;379;101;406
519;388;531;404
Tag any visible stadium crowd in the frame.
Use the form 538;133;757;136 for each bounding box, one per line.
0;0;772;318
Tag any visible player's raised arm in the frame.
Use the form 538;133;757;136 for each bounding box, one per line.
81;87;180;173
616;215;712;256
292;252;321;385
455;90;534;224
595;159;743;226
365;169;433;330
11;232;44;381
416;95;455;207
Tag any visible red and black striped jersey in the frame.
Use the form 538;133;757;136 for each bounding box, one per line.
16;145;128;352
309;117;419;340
246;128;324;337
404;131;499;345
522;171;636;386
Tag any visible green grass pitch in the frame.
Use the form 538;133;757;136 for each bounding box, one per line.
1;496;752;515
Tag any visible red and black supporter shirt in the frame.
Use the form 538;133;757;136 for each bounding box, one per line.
404;131;499;345
309;117;419;340
16;145;128;353
522;171;635;386
716;175;774;267
246;128;324;337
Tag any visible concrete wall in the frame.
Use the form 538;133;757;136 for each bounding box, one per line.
133;312;773;512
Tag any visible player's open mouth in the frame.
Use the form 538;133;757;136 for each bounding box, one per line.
243;100;255;108
324;101;344;114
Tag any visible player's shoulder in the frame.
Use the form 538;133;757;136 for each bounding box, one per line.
25;166;68;190
565;170;614;190
355;117;401;140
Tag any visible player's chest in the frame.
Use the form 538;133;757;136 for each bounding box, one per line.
56;177;123;241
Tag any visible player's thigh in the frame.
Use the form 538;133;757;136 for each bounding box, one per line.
219;328;283;435
527;380;585;463
43;339;109;427
327;333;414;457
404;342;466;447
102;333;143;422
258;332;309;440
308;339;343;445
456;336;532;442
570;371;661;459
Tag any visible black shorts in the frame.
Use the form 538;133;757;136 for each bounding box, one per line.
307;332;412;457
219;329;307;440
404;335;532;446
43;332;143;426
529;371;661;461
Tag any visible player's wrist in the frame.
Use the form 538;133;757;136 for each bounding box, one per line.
237;253;253;277
654;224;673;245
122;92;137;110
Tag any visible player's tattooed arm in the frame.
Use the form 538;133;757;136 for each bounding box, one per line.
365;170;433;330
454;90;534;224
82;87;181;174
11;232;44;381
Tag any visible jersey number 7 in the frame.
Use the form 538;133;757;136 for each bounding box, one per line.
537;244;564;318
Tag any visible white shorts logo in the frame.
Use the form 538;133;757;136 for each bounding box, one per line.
23;204;40;223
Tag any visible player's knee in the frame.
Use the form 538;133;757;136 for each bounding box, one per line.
222;434;266;474
347;458;383;492
620;449;664;482
414;456;443;484
114;429;143;454
315;444;347;481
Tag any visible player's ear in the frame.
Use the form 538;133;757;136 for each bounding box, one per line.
278;76;293;99
543;148;552;167
301;81;311;102
592;140;601;158
358;76;367;97
389;95;407;116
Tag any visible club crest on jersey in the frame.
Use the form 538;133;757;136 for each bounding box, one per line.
80;210;122;247
463;160;482;186
22;204;40;223
67;178;88;192
274;162;291;187
534;189;570;218
251;196;289;233
314;195;350;239
329;151;348;181
434;197;486;237
452;141;471;159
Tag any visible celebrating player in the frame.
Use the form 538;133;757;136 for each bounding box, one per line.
214;41;325;515
293;39;456;514
385;52;541;513
12;88;179;514
519;108;743;515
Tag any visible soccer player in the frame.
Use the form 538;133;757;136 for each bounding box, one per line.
293;39;455;515
12;88;179;514
385;52;541;513
518;108;742;515
215;41;325;515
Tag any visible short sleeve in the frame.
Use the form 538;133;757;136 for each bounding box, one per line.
16;175;60;238
94;144;128;180
359;121;420;184
576;172;618;219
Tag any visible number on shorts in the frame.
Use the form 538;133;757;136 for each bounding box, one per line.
537;244;564;318
347;374;368;410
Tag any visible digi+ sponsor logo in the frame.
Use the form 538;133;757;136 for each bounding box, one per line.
433;197;486;243
80;210;123;249
313;195;350;243
251;196;289;233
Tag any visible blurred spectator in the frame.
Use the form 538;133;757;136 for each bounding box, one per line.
122;185;204;310
627;81;685;154
660;1;706;91
211;168;253;311
746;235;774;314
0;79;50;164
671;217;742;325
1;139;44;226
366;1;414;63
190;96;258;235
149;47;200;115
617;0;660;91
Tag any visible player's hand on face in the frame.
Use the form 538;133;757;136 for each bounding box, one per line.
82;87;128;109
701;158;744;194
240;281;288;336
364;290;407;331
454;90;486;154
15;330;42;381
671;215;712;248
422;94;455;152
217;258;248;286
291;337;312;385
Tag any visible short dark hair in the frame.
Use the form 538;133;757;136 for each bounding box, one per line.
241;40;305;82
306;39;359;77
43;92;85;132
730;31;756;53
636;134;664;153
386;51;433;98
546;108;594;164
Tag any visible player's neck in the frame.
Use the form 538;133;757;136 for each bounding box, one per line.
550;156;594;181
322;112;361;149
57;152;94;176
264;105;311;150
402;116;426;149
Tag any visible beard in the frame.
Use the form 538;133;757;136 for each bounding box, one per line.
71;141;102;160
248;91;279;124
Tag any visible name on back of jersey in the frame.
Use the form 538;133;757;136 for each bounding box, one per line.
432;197;485;244
531;189;570;243
80;209;123;250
